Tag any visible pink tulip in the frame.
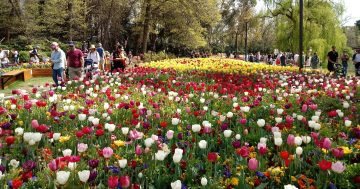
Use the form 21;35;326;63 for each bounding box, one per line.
301;104;308;112
155;113;161;119
331;148;344;158
185;107;191;113
331;161;346;173
49;90;54;96
240;118;247;125
285;116;294;124
129;130;143;140
287;134;295;146
31;120;39;129
102;147;113;158
322;138;332;149
135;145;143;155
309;104;317;110
48;159;58;171
248;158;258;171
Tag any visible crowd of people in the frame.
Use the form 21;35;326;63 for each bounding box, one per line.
49;41;131;86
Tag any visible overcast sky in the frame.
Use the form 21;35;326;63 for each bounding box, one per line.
256;0;360;26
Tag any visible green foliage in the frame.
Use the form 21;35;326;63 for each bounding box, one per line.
19;51;30;63
143;51;176;62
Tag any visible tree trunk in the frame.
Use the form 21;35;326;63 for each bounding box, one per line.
141;0;152;53
67;1;73;41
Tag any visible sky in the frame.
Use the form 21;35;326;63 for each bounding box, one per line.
255;0;360;26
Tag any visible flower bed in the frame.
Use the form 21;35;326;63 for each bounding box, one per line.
0;58;359;189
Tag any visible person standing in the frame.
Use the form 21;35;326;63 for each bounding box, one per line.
87;45;100;70
96;43;105;70
66;41;84;79
327;46;338;73
12;49;19;64
341;50;349;76
50;42;66;86
280;52;286;66
352;49;360;76
310;52;319;69
111;45;126;72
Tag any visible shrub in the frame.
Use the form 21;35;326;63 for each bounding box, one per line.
143;51;176;62
19;51;30;63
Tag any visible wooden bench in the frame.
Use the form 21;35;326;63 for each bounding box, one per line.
0;70;32;89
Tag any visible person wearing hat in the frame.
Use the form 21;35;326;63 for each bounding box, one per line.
96;43;105;70
50;42;66;86
66;41;84;79
87;44;100;70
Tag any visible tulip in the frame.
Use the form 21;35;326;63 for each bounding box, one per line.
78;170;90;183
121;127;129;135
118;159;128;168
144;138;154;147
345;120;352;127
56;171;70;185
14;127;24;136
223;130;232;138
322;138;332;149
171;118;180;125
257;119;265;127
201;177;208;186
108;176;119;188
248;158;258;171
102;147;113;158
105;123;116;132
207;152;218;162
226;112;234;118
331;161;346;173
284;184;299;189
286;134;295;146
198;140;207;149
120;175;131;188
155;150;167;161
171;180;182;189
294;136;302;146
31;120;39;129
275;117;282;123
135;145;143;155
48;160;58;171
296;147;303;156
173;148;183;163
77;143;88;153
62;149;72;156
274;138;283;146
166;130;174;139
192;124;201;132
332;148;344;158
53;133;61;140
78;114;87;121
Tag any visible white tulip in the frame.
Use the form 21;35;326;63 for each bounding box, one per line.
284;184;299;189
275;117;282;123
274;138;283;146
56;171;70;185
235;134;241;140
78;114;86;121
198;140;207;149
226;112;234;118
105;123;116;132
315;111;321;116
240;106;250;112
224;130;232;138
171;118;180;125
68;162;77;170
345;120;352;127
273;131;281;138
294;136;302;146
296;147;303;156
219;115;226;122
0;171;4;180
171;180;182;189
200;98;205;103
14;127;24;136
311;116;319;122
9;159;19;168
260;137;267;144
155;151;167;161
233;103;239;108
192;124;201;132
313;123;321;130
11;104;16;110
296;115;303;121
53;133;61;140
78;170;91;183
201;177;208;186
277;109;284;115
118;159;128;168
257;119;266;127
144;138;154;147
121;127;129;135
301;136;311;144
62;149;72;156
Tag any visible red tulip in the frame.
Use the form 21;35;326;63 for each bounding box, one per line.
108;176;119;188
318;159;332;171
280;151;289;160
207;152;218;162
331;148;344;159
5;136;15;145
96;129;104;136
12;178;23;189
236;146;250;158
75;131;84;138
120;175;131;188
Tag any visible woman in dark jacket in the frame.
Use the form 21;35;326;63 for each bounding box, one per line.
111;46;126;72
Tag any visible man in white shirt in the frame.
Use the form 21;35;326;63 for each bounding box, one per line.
50;42;66;86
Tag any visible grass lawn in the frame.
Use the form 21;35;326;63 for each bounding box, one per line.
1;77;52;96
